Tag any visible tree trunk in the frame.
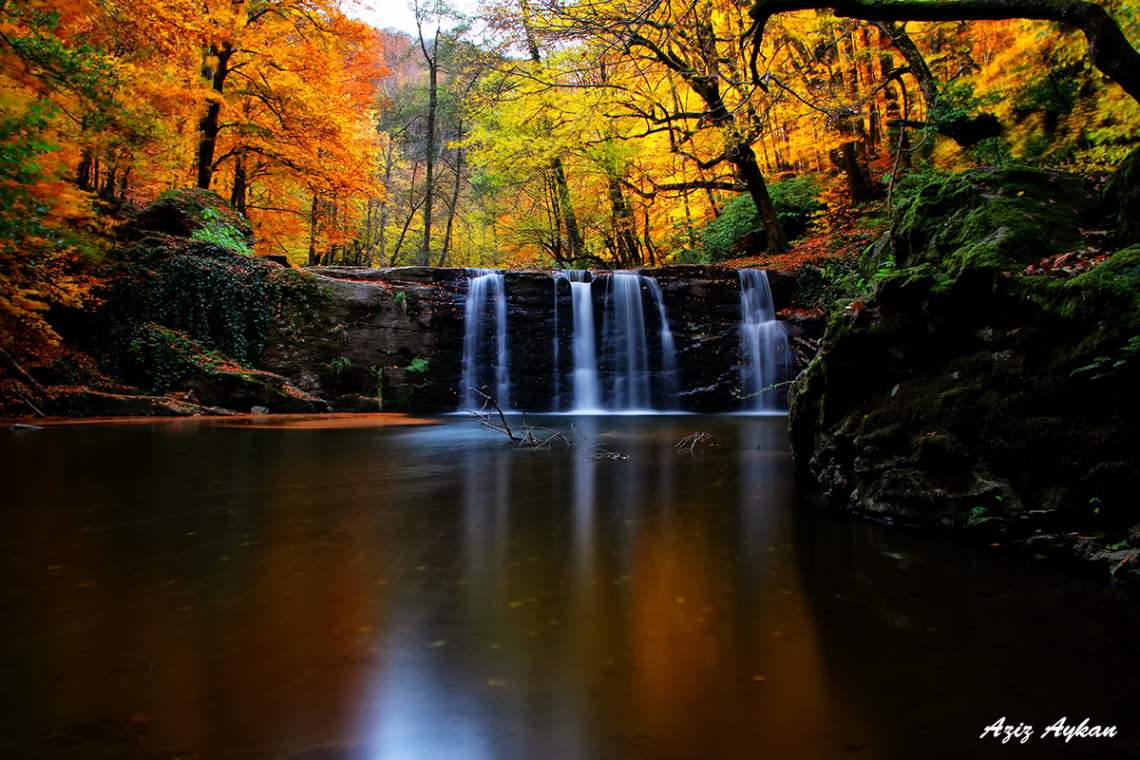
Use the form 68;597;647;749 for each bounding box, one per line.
627;32;790;253
419;26;439;266
196;42;233;190
231;150;248;215
307;190;320;267
77;148;95;192
364;200;376;268
731;143;789;254
523;16;587;264
439;120;465;267
551;157;586;260
606;173;640;268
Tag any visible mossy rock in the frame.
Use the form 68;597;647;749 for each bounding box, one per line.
130;189;255;252
892;166;1096;282
1001;245;1140;369
789;165;1140;574
112;322;327;413
1104;145;1140;248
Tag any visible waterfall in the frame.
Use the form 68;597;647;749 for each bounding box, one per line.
602;272;652;411
567;272;601;412
643;277;678;409
552;272;562;409
460;269;510;410
465;268;682;413
739;269;790;412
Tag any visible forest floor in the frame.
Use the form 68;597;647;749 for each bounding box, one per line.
721;201;888;275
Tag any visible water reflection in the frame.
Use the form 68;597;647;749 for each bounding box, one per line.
1;416;1139;759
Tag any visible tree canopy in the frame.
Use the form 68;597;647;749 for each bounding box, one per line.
1;0;1137;347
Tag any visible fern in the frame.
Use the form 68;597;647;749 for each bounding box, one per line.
1071;336;1140;376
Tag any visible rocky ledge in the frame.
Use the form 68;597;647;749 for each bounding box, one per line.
270;264;815;414
789;155;1140;585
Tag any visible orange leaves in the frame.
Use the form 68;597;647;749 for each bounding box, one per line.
0;0;395;346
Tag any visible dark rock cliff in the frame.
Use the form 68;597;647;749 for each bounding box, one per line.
788;161;1140;583
269;265;810;414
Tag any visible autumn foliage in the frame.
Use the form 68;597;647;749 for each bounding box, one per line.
0;0;386;349
465;0;1139;268
1;0;1138;352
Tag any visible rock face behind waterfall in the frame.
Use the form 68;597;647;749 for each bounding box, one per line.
788;163;1140;582
262;265;805;414
261;267;470;412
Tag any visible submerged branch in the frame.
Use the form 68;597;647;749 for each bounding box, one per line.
676;432;720;452
465;388;573;449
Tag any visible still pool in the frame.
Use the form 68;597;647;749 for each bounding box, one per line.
1;414;1138;759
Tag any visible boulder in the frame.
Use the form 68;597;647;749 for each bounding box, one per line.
129;188;255;250
789;166;1140;576
1104;145;1140;249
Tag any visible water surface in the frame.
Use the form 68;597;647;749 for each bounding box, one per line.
1;415;1137;759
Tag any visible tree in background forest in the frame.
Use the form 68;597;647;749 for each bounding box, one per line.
368;7;484;268
466;0;1138;267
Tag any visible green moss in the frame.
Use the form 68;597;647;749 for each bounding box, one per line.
893;166;1091;282
129;188;255;253
121;323;228;393
1104;146;1140;248
1001;246;1140;370
92;238;327;388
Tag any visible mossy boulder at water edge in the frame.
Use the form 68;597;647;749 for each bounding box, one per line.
63;213;330;414
1103;146;1140;249
789;165;1140;583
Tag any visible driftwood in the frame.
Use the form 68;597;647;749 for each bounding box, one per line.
676;432;720;452
465;388;573;449
574;444;630;461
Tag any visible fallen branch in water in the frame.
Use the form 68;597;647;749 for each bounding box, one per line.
574;444;629;461
465;388;573;449
676;432;719;452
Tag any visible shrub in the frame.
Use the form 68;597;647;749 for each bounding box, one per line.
697;176;825;262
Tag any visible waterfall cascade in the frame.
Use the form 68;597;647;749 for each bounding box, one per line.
738;269;791;412
602;272;653;411
644;277;678;406
567;272;601;412
460;268;789;413
460;269;510;410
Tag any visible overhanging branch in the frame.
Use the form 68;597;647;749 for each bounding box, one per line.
746;0;1140;106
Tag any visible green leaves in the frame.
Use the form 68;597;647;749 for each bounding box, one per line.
693;177;825;263
1070;336;1140;376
